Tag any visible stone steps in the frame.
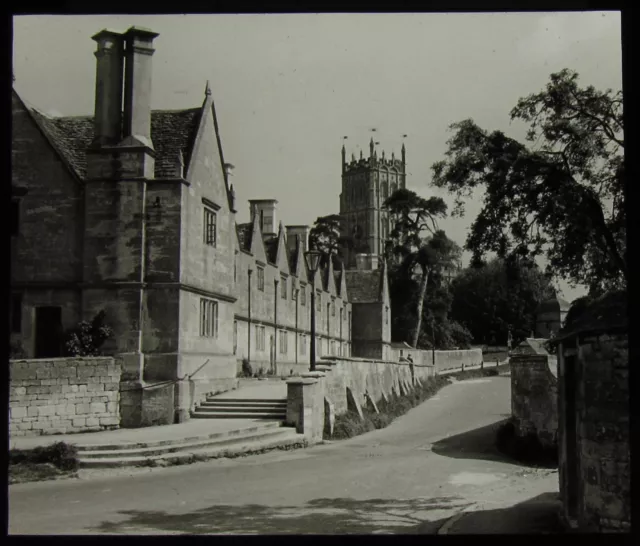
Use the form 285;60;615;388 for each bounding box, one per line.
75;423;304;468
191;397;287;421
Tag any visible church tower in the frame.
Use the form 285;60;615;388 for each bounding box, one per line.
339;138;407;269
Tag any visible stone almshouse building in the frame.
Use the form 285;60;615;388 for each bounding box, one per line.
11;27;392;425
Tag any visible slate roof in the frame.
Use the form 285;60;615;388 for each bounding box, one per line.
344;270;382;303
236;223;253;252
29;108;201;180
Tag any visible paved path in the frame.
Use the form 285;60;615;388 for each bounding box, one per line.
10;379;287;451
9;376;559;535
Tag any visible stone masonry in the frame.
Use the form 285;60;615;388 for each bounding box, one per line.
509;354;558;448
9;357;121;436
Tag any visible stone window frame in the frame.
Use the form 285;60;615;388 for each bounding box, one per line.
280;275;288;299
385;305;389;325
199;298;218;338
256;325;266;351
316;290;322;312
300;283;307;306
300;333;307;355
257;266;265;292
279;330;288;355
203;207;217;247
331;297;336;317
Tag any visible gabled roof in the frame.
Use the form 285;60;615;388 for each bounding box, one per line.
28;107;201;180
344;270;383;303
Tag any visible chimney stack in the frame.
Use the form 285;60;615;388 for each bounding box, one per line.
122;26;159;150
248;199;278;236
285;225;310;256
91;29;125;146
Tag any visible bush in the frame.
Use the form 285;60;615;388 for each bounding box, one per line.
10;442;79;472
10;340;26;359
241;358;253;378
325;375;452;441
64;310;114;357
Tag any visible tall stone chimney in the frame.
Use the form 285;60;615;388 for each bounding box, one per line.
121;26;159;150
285;225;310;256
249;199;278;236
91;29;125;147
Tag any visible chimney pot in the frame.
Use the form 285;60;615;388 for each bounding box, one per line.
121;26;159;149
91;29;125;147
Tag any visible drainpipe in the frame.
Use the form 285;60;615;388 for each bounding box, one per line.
274;279;279;375
247;268;253;364
295;288;299;365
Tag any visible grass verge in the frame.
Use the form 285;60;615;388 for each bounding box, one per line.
495;418;558;468
325;375;452;441
9;442;79;484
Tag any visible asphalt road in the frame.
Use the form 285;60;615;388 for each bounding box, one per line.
9;376;559;535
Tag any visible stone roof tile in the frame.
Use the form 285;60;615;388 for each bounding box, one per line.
29;108;201;180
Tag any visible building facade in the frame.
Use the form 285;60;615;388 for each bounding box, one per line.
10;26;391;426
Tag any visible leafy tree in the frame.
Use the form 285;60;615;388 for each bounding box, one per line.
450;257;555;346
64;311;114;357
432;69;626;295
308;214;352;268
383;188;455;348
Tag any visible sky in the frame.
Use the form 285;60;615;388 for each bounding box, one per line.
13;12;622;303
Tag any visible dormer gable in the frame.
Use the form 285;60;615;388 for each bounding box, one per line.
274;222;291;275
325;259;337;295
249;212;267;263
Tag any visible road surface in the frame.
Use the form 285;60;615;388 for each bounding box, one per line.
9;376;558;534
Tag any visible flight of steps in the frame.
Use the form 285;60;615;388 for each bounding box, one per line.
191;396;288;421
75;421;305;468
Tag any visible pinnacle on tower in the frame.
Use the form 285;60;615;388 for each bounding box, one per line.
370;137;375;157
204;80;212;96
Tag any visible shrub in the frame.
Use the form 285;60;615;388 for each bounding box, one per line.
10;340;26;359
10;442;79;471
64;310;114;357
241;358;253;378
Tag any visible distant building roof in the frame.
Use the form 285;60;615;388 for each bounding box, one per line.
537;295;571;314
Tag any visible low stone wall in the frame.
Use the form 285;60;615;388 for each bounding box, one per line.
319;356;436;416
9;357;121;437
389;347;483;372
509;354;558;447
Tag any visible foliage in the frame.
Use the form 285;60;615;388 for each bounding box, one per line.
10;340;27;359
241;358;253;378
432;69;626;294
10;442;79;472
64;311;114;357
449;257;555;346
324;375;467;441
308;214;353;269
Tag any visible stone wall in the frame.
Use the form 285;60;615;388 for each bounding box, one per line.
9;357;121;436
558;333;630;532
388;347;484;372
318;355;436;416
510;354;558;447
